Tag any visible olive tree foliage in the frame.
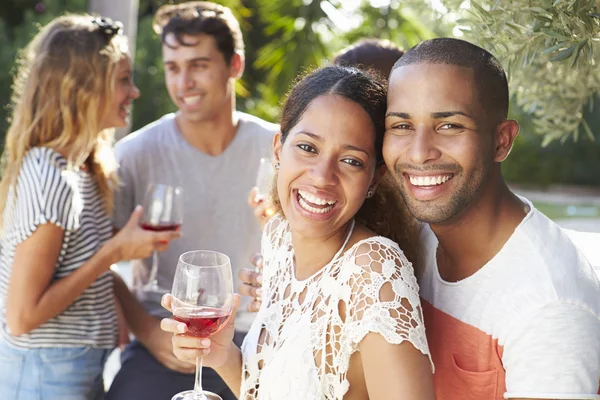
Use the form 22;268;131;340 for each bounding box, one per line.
442;0;600;144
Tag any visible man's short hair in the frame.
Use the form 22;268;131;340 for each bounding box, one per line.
153;1;244;64
392;38;509;122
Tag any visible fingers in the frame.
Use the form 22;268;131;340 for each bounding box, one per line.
172;335;211;364
161;293;173;312
127;205;144;227
253;202;268;219
173;346;209;364
238;267;262;286
238;281;262;298
247;299;262;313
150;230;181;252
160;317;186;334
249;253;263;271
248;187;260;206
154;230;182;244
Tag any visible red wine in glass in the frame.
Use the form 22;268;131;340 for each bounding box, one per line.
140;222;181;232
140;183;183;294
171;250;234;400
173;307;230;338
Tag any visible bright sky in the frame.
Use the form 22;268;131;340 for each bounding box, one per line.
327;0;451;32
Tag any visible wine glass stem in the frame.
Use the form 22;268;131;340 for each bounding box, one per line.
147;251;159;287
193;356;205;399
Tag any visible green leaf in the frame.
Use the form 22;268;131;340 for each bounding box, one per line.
506;22;527;33
550;44;577;61
471;1;493;20
542;41;569;55
582;119;595;141
528;7;549;14
571;39;589;66
541;28;567;39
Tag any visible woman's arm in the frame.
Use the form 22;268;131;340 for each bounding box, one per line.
5;206;180;335
348;241;436;399
360;334;435;400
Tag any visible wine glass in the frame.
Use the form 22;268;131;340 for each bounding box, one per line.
171;250;234;400
140;183;183;293
255;157;275;217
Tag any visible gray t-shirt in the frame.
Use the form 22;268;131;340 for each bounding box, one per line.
113;112;277;331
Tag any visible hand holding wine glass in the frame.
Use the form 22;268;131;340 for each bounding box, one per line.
248;158;276;230
164;250;235;400
111;205;181;261
140;183;183;293
161;292;241;369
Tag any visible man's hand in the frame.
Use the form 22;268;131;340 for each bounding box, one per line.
237;253;263;312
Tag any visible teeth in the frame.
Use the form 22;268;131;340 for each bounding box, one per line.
182;95;201;105
297;190;336;206
299;196;334;214
409;175;452;187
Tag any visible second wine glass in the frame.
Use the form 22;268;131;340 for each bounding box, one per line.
255;157;275;217
140;183;183;294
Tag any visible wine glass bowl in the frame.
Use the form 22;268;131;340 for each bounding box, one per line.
139;183;183;293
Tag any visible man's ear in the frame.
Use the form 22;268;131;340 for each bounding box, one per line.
229;51;245;79
494;119;519;162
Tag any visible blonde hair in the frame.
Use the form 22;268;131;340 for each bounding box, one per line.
0;14;129;229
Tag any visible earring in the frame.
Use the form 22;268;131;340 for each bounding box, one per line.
366;190;374;198
274;162;280;170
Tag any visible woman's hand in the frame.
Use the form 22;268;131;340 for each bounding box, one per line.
248;187;274;231
111;205;181;261
238;253;263;312
160;293;241;370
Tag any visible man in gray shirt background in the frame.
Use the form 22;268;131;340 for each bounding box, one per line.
107;2;277;400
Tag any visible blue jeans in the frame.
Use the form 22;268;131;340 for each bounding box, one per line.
0;338;110;400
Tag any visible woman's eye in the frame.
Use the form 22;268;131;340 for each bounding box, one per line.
342;158;363;167
297;144;316;153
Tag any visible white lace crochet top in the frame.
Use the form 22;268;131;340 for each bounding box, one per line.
240;215;432;399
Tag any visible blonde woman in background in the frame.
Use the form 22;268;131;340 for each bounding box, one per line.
0;15;180;399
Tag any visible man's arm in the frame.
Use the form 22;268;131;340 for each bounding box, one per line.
112;272;195;373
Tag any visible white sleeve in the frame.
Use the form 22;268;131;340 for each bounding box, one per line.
503;302;600;399
342;240;432;370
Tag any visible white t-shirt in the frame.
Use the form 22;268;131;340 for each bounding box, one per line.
113;112;278;331
419;197;600;400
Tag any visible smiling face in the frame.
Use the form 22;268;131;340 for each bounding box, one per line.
100;57;139;130
274;94;378;238
384;63;496;224
163;33;242;124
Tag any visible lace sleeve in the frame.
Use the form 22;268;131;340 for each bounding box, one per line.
340;238;432;369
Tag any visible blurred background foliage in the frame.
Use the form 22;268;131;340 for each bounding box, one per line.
1;0;599;187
